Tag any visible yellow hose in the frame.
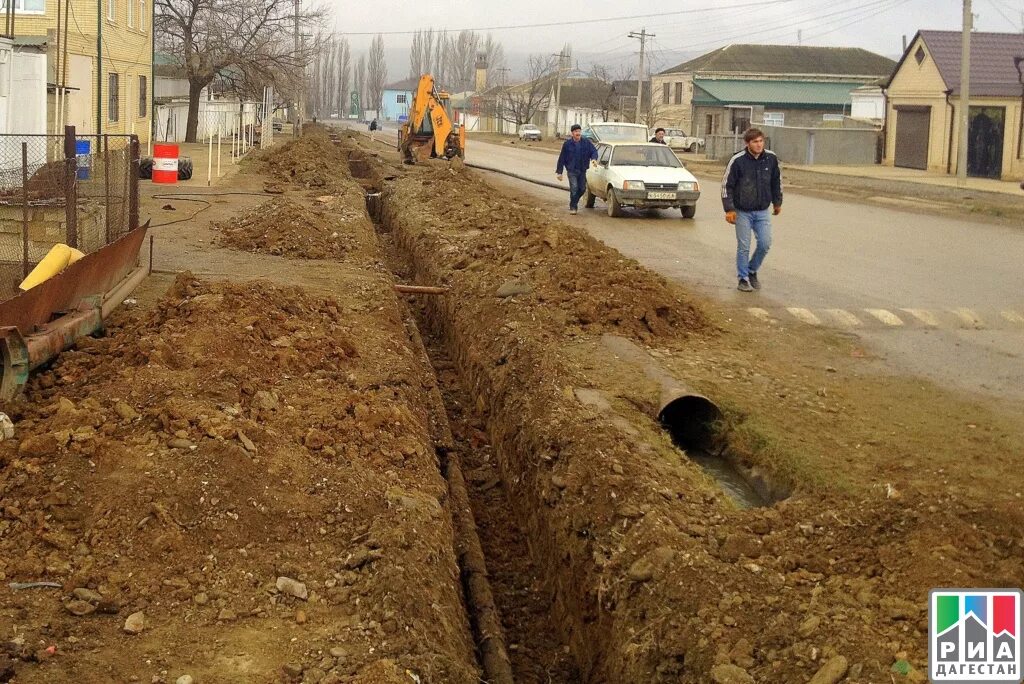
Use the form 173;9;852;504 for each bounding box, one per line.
19;244;85;291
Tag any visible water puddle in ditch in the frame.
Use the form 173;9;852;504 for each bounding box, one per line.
685;449;769;509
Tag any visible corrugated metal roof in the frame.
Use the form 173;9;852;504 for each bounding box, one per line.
660;44;895;78
916;30;1024;98
692;79;862;107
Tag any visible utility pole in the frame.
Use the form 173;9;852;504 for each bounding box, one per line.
292;0;300;135
956;0;972;185
552;50;569;138
628;29;653;124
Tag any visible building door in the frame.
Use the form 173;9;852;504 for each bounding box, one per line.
893;106;930;170
967;106;1004;179
66;55;94;135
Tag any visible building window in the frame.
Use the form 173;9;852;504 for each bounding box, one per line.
674;82;683;105
127;0;133;27
107;0;115;21
914;46;925;65
396;94;406;104
139;75;147;116
1;0;45;13
138;0;145;31
662;82;670;105
822;113;844;122
108;73;119;122
763;112;784;126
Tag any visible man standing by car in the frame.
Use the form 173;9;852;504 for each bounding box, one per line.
556;124;599;215
650;127;667;144
722;128;782;292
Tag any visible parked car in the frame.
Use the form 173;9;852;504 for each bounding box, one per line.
662;128;705;152
581;122;649;143
584;142;700;218
518;124;542;141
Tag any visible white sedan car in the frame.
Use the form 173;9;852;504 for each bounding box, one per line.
583;142;701;218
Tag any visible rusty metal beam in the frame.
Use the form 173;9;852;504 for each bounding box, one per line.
0;222;148;336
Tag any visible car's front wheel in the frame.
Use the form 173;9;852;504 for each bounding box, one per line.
688;142;699;153
607;188;625;218
681;204;696;219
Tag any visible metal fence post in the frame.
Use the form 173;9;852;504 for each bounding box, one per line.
104;135;111;244
21;142;29;278
63;125;78;248
129;135;139;232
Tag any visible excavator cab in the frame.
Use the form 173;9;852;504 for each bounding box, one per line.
398;75;465;164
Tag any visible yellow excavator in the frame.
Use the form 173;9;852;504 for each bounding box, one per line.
398;74;465;164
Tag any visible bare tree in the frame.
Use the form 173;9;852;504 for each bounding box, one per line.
155;0;324;142
480;34;505;76
496;54;556;128
354;54;366;115
367;34;387;116
337;38;351;117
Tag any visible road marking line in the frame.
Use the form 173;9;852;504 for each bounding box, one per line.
824;309;862;327
865;309;904;326
950;308;983;327
786;307;822;326
900;308;940;326
747;307;773;323
1001;310;1024;324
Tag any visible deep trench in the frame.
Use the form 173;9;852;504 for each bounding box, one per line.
346;150;581;683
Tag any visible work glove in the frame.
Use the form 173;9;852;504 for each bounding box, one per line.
773;205;782;216
725;211;737;225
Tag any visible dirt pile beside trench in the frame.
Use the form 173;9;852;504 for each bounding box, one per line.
216;196;365;259
399;170;710;343
373;152;1024;683
256;127;353;192
0;273;479;683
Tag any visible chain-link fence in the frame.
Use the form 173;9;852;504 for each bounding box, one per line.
0;127;139;300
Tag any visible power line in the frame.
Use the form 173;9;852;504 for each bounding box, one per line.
657;0;904;51
983;0;1022;29
801;0;913;42
332;0;799;36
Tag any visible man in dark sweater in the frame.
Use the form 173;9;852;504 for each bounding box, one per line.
556;124;599;215
721;127;783;292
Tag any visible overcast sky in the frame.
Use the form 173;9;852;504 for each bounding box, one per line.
331;0;1024;71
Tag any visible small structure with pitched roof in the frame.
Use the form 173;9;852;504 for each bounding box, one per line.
653;44;895;136
884;30;1024;180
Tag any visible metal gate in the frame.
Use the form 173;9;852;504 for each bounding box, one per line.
894;106;930;170
967;106;1004;179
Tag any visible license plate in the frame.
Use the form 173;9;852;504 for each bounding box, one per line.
647;191;676;200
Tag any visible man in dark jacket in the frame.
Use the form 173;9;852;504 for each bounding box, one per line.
650;127;667;144
556;124;599;214
721;127;782;292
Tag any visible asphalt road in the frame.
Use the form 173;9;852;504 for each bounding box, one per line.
336;122;1024;402
461;139;1024;402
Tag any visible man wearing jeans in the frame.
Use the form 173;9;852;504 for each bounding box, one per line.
556;124;599;215
721;128;782;292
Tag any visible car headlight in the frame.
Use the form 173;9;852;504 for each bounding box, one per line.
678;181;698;192
623;180;645;191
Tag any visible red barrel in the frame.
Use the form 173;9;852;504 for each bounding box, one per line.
153;143;179;184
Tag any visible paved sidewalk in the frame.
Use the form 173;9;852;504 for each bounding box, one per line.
788;163;1023;196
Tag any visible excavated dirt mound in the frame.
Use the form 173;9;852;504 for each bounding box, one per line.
0;274;478;683
216;197;364;259
256;128;353;192
394;171;710;344
371;150;1024;683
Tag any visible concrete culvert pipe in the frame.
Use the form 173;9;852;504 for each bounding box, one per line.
658;390;722;451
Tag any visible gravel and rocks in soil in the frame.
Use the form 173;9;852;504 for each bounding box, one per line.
361;140;1024;683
